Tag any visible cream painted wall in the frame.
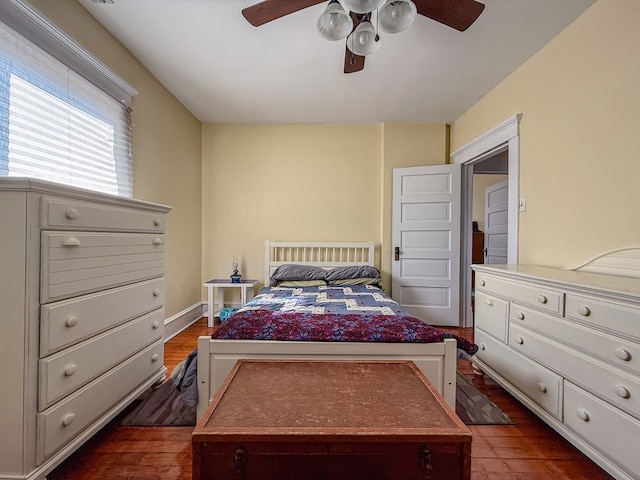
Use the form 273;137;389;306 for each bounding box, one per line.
201;123;450;303
472;175;508;232
31;0;203;318
451;0;640;268
380;124;449;290
202;124;383;297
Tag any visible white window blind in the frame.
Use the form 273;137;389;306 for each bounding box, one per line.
0;3;134;197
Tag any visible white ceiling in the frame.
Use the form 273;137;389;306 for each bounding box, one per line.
78;0;596;124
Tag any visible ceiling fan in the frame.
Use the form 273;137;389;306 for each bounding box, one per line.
241;0;485;74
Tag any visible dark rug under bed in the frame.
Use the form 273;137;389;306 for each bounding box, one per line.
121;371;512;427
454;371;513;425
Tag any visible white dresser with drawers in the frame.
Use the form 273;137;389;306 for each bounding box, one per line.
472;263;640;480
0;178;171;480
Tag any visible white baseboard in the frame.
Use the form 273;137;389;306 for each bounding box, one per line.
163;302;206;342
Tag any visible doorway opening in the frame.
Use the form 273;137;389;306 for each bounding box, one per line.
452;114;522;328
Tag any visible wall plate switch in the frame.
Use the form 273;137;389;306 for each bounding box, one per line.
519;198;526;212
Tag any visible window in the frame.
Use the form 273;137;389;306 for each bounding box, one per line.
0;1;136;197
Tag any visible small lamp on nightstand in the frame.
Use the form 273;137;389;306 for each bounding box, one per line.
230;254;241;283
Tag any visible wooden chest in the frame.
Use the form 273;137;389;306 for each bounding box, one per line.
192;360;471;480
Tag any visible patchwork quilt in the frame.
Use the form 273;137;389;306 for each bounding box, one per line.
212;285;478;355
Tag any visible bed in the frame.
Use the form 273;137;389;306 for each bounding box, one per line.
196;241;476;420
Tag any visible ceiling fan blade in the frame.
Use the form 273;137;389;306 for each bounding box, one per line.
344;46;365;74
414;0;485;32
242;0;326;27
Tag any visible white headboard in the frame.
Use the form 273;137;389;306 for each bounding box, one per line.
264;241;375;285
569;247;640;278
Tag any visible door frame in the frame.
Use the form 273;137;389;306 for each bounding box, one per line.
451;113;522;327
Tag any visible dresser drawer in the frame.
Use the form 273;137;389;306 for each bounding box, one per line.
510;324;640;419
476;273;564;315
41;231;165;302
564;381;640;480
566;293;640;341
475;291;509;343
40;278;164;356
475;329;563;419
510;303;640;375
42;195;165;232
39;309;164;410
37;340;164;462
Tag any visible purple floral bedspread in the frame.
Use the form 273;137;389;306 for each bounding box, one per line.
212;286;477;355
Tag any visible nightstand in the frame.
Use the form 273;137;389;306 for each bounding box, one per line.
204;279;258;327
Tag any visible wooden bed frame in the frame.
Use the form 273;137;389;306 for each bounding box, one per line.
196;241;458;420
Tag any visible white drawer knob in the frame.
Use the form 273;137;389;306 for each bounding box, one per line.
65;316;79;327
64;364;77;377
62;413;76;427
151;354;159;362
479;343;486;351
615;384;631;399
537;295;548;304
153;289;161;297
65;209;79;220
615;348;632;361
578;306;591;317
152;238;163;245
576;409;590;422
486;298;494;306
516;312;525;320
154;218;162;227
537;382;547;393
62;237;81;247
479;279;486;287
515;336;524;345
152;320;160;330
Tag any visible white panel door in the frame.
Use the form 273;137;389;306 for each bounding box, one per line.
392;164;461;326
484;179;509;264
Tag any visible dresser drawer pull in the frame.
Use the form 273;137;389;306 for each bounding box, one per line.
152;320;160;330
576;409;590;422
62;237;81;247
615;385;631;399
615;348;632;361
515;336;524;345
537;295;548;304
65;316;79;327
65;208;79;220
64;364;77;377
516;311;525;320
154;218;162;227
62;413;76;427
578;306;591;317
153;289;161;297
152;238;163;245
151;354;160;362
537;382;547;393
479;343;486;351
479;279;486;287
486;298;494;306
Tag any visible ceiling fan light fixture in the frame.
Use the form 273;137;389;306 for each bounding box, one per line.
342;0;386;15
346;20;380;56
317;0;353;41
378;0;417;34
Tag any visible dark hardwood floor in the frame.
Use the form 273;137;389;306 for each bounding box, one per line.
49;319;613;480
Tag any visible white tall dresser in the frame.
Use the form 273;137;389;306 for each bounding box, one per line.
0;178;171;480
472;254;640;480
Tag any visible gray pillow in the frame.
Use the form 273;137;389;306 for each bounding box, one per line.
269;264;327;286
324;265;381;281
